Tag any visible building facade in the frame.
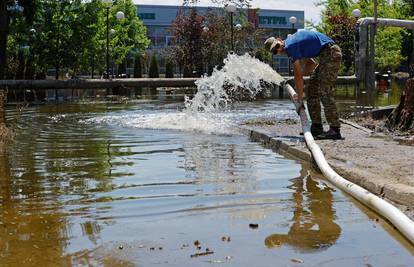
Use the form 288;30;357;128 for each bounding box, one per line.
136;4;305;74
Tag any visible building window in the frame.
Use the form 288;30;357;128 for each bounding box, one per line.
138;13;156;20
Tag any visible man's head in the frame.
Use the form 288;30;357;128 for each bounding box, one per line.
264;37;284;55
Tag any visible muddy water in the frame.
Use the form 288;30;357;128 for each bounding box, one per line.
1;100;413;266
335;79;403;112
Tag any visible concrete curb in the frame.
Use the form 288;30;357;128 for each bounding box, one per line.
243;127;414;213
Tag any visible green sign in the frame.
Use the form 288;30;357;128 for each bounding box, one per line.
138;13;155;20
259;16;287;25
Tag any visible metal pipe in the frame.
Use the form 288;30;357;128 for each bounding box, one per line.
283;82;414;245
368;0;377;105
357;17;414;81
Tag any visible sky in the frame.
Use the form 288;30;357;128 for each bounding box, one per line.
133;0;324;25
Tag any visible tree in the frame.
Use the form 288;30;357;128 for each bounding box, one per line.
109;0;150;67
3;0;150;79
324;14;356;74
133;53;142;78
387;77;414;131
318;0;411;73
165;59;174;78
172;7;204;77
1;0;38;79
0;0;37;143
200;9;230;73
254;47;272;64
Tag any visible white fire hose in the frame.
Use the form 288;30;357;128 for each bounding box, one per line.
283;83;414;244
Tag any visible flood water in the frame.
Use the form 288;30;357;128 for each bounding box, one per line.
1;100;413;266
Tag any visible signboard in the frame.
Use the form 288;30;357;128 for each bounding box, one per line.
259;16;288;25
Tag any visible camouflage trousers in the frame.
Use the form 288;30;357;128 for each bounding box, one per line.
305;44;342;127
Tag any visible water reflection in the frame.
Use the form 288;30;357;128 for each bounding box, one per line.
2;102;413;265
335;78;403;113
265;171;341;251
0;104;123;266
0;150;71;266
180;136;259;194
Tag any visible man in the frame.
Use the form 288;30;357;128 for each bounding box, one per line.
264;30;343;140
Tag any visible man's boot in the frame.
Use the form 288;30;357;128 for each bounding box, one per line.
316;127;343;140
310;123;323;137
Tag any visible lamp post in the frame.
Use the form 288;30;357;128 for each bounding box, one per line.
352;9;361;76
288;16;297;76
235;23;242;52
289;16;297;34
102;0;112;78
28;28;36;79
102;0;124;79
113;11;124;77
225;4;237;51
110;28;115;77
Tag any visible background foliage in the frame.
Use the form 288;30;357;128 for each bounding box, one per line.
317;0;412;73
2;0;149;79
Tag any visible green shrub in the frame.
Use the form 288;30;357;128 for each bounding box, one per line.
254;48;272;64
149;54;159;78
165;59;174;78
118;61;126;75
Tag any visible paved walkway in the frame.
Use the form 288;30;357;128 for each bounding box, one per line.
240;119;414;219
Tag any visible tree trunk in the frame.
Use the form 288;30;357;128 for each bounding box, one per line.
387;78;414;131
0;0;8;80
0;88;11;143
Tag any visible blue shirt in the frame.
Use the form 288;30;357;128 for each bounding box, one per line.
284;31;334;62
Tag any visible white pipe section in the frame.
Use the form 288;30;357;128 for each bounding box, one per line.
283;83;414;244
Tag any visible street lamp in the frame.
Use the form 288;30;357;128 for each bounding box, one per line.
234;23;242;52
289;16;297;34
116;11;125;20
288;16;297;76
28;28;37;80
102;0;124;78
103;0;113;78
352;9;361;19
225;4;237;51
109;29;116;77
